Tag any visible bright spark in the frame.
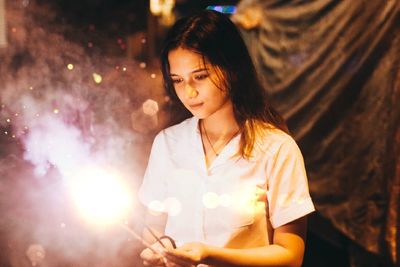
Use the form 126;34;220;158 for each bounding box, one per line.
68;168;133;226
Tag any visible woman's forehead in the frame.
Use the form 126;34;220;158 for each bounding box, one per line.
168;48;210;74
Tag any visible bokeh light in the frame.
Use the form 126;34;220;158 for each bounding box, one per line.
92;73;102;84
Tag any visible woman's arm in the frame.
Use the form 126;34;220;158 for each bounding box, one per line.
164;216;307;267
142;208;168;244
140;208;169;266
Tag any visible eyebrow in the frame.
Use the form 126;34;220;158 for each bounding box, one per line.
170;68;209;76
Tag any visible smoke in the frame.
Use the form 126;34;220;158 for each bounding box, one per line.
0;0;165;265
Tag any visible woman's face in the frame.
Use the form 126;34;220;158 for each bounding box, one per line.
168;48;232;119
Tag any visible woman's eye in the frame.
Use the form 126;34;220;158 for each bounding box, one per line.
172;78;183;84
194;74;209;81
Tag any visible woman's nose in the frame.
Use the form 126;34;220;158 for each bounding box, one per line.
185;83;198;98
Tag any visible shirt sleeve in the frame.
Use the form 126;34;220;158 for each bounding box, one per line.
138;131;168;208
266;137;315;228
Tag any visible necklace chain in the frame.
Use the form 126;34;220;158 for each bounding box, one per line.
201;120;239;157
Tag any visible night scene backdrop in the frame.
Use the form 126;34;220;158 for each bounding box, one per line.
0;0;399;267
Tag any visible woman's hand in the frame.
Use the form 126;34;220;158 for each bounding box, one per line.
140;242;167;267
163;242;209;267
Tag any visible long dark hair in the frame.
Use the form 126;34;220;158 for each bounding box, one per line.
161;10;287;158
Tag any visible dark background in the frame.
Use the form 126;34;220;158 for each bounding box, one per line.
0;0;398;266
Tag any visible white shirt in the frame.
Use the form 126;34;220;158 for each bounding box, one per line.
138;117;314;248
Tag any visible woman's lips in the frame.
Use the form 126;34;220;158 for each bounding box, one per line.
189;103;203;109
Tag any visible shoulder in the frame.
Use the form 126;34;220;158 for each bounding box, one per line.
255;124;301;158
153;116;197;147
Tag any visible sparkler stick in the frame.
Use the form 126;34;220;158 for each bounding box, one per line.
68;167;171;260
120;223;165;256
145;226;167;248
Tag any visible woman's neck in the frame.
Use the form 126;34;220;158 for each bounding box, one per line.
200;102;239;140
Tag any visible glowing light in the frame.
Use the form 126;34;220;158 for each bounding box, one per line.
69;168;133;226
53;109;59;114
141;38;146;44
22;0;30;7
150;0;162;16
202;192;219;209
142;99;159;116
29;86;33;90
206;5;237;14
4;131;8;135
148;200;165;216
122;67;127;72
164;197;181;216
150;73;156;79
277;193;290;207
139;62;146;69
67;64;74;70
151;0;175;25
14;113;19;116
222;186;262;216
92;73;102;84
6;118;10;123
148;198;182;216
26;244;45;267
219;193;232;207
294;197;305;205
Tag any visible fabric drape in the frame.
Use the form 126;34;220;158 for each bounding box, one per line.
234;0;400;265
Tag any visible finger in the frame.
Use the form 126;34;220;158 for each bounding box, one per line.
141;250;164;265
165;260;192;267
163;251;195;266
143;259;166;267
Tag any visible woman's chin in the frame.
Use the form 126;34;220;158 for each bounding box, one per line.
189;110;206;119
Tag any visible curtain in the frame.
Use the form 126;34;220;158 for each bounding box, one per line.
0;0;7;47
233;0;400;266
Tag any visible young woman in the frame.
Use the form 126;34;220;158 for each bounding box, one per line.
139;10;314;267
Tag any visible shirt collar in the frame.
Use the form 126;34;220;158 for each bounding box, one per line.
189;116;242;171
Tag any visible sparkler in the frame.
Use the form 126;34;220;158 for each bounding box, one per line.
67;167;168;257
120;224;165;256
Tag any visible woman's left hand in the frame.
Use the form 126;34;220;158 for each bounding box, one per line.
163;242;209;267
